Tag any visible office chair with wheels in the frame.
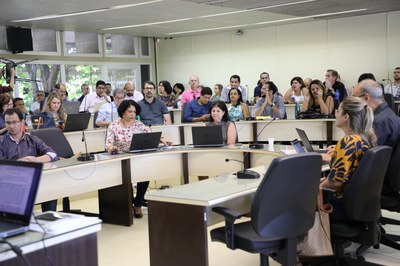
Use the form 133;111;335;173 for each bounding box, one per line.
379;139;400;250
210;153;322;266
30;128;75;212
317;146;392;266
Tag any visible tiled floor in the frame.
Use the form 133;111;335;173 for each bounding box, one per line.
71;195;400;266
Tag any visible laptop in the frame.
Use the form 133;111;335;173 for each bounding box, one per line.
0;160;43;238
128;132;162;153
63;101;81;114
296;128;327;153
192;126;224;148
63;113;91;132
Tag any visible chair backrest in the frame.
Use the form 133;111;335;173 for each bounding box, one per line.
30;128;74;159
384;139;400;192
93;111;100;128
384;93;397;114
343;146;392;222
251;153;322;239
180;103;187;123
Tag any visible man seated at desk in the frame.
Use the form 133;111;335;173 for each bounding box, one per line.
96;88;125;127
0;108;58;211
79;80;111;113
183;87;213;123
138;81;171;126
253;81;286;119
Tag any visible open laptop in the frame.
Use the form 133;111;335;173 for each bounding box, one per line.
63;101;81;114
63;113;91;132
192;126;224;148
0;160;43;238
296;128;327;153
128;132;162;153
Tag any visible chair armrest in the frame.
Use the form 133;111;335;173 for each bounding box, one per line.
212;207;244;223
212;207;245;249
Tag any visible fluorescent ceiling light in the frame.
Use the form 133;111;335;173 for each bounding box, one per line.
166;8;367;36
9;0;163;23
100;0;316;31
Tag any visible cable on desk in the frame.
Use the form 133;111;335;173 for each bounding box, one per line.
0;238;32;266
63;162;97;180
32;215;54;266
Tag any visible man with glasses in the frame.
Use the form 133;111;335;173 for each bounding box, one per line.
183;87;213;122
0;108;58;211
79;80;111;113
384;67;400;99
96;88;126;127
353;79;400;146
138;81;171;126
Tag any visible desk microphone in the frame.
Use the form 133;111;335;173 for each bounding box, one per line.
77;131;95;161
249;117;276;149
225;158;260;179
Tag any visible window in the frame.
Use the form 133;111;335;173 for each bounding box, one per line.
65;64;102;100
140;37;151;57
105;34;137;56
64;31;101;55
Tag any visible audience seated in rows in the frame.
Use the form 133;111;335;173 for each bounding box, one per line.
253;72;270;104
324;69;347;109
79;80;110;113
384;67;400;98
181;75;201;105
77;83;90;103
96;88;125;128
124;82;143;102
301;79;334;115
211;84;222;102
173;83;184;107
158;80;177;108
0;93;14;135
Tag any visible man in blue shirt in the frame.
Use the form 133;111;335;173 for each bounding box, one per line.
0;108;59;211
183;87;213;122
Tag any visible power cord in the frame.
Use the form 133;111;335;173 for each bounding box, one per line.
0;238;31;266
32;215;54;266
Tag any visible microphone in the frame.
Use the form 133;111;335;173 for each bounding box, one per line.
225;157;260;179
249;118;276;149
77;131;95;161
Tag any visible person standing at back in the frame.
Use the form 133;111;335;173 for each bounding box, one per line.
138;81;171;126
384;67;400;98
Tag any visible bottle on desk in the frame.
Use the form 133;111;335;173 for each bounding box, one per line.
295;101;301;119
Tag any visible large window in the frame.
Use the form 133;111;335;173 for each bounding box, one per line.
65;64;102;99
64;31;101;55
105;34;137;57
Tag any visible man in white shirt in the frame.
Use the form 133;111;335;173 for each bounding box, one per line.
95;88;125;127
79;80;110;113
384;67;400;98
124;82;144;102
220;74;248;103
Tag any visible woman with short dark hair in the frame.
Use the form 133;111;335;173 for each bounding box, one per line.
207;100;237;145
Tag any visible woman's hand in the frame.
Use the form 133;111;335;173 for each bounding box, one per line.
160;137;173;146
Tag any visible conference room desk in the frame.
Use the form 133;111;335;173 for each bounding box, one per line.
36;146;281;226
146;163;274;266
64;119;343;154
0;218;101;266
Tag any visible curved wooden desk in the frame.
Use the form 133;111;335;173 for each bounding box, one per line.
64;119;344;154
39;146;282;226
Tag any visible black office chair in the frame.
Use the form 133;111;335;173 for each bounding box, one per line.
30;128;75;212
317;146;392;265
384;93;397;115
93;111;100;128
379;139;400;250
210;153;322;266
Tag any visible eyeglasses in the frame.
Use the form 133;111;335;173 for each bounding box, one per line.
5;120;21;126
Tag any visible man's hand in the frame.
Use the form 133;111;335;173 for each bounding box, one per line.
18;156;37;162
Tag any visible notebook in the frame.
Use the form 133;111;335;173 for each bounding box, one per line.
128;132;162;153
192;126;224;147
63;101;81;114
296;128;327;154
63;113;91;132
0;160;43;238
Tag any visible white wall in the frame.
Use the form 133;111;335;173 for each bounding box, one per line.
156;11;400;98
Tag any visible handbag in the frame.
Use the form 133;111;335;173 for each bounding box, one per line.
298;189;334;257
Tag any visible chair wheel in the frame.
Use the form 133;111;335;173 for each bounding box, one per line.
357;256;365;261
373;244;380;249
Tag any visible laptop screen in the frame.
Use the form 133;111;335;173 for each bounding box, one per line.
128;132;162;152
192;126;223;147
295;128;315;152
0;160;43;221
63;113;91;132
